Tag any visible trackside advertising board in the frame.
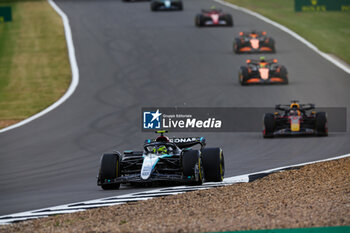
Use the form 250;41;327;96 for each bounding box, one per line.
0;6;12;22
295;0;350;12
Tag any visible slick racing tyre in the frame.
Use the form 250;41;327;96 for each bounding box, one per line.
182;150;204;185
98;153;121;190
151;2;158;11
202;148;225;182
263;113;275;138
315;112;328;136
225;14;233;27
238;66;249;85
195;14;203;27
279;65;289;84
268;38;276;53
233;38;241;53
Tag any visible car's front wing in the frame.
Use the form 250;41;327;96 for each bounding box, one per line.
99;173;194;185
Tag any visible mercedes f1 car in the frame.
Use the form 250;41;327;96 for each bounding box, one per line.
238;57;288;85
233;31;275;54
263;101;328;138
151;0;183;11
97;131;225;190
195;8;233;27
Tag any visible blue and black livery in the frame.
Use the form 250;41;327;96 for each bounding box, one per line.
97;131;225;190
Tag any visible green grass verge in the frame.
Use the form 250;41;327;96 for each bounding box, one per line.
0;0;70;128
225;0;350;64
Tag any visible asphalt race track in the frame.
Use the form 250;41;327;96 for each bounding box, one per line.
0;0;349;216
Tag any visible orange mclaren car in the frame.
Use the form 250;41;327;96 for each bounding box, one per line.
238;57;288;85
234;31;275;54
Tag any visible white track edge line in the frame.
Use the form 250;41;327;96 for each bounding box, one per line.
214;0;350;74
0;0;79;134
1;153;349;225
247;153;350;176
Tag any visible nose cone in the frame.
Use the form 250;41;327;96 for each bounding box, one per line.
141;155;159;180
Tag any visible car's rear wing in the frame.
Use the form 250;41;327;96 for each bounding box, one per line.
240;31;265;37
248;58;276;65
275;103;315;111
201;9;222;13
145;137;206;149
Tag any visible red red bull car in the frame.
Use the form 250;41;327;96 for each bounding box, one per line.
195;9;233;27
263;101;328;138
234;31;275;54
238;57;288;85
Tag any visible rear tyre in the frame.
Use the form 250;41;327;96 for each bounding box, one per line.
233;38;241;53
263;113;275;138
268;38;276;53
315;112;328;136
238;66;249;85
182;150;204;185
178;2;183;10
202;148;225;182
279;66;288;84
151;3;157;11
98;153;121;190
225;14;233;27
195;14;203;27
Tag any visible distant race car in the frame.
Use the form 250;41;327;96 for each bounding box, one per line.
97;131;225;190
263;101;328;138
238;57;288;85
195;8;233;27
151;0;183;11
233;31;276;53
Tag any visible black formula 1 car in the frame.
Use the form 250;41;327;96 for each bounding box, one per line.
233;31;275;53
238;57;288;85
97;131;225;190
151;0;183;11
195;8;233;27
263;101;328;138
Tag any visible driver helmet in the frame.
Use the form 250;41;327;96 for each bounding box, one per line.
289;109;300;116
153;145;168;154
259;56;267;68
156;135;169;142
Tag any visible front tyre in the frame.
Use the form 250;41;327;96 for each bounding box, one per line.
263;113;275;138
98;153;121;190
239;66;249;85
202;148;225;182
182;150;204;185
279;65;288;84
315;112;328;136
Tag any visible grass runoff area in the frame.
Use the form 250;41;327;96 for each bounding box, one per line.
0;0;70;129
225;0;350;64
